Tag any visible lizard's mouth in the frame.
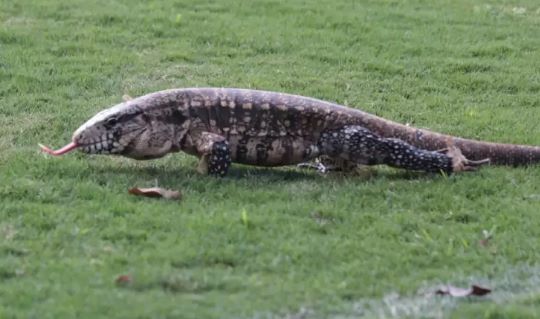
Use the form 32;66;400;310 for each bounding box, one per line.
40;139;120;155
39;142;79;156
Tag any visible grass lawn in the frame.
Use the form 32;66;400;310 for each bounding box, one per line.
2;0;540;317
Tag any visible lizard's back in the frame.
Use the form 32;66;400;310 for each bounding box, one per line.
142;88;361;166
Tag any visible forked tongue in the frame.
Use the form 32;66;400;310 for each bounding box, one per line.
39;142;78;156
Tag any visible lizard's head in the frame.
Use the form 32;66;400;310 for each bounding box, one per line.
40;99;177;159
72;101;146;156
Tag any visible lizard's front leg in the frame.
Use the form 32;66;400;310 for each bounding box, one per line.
195;132;232;177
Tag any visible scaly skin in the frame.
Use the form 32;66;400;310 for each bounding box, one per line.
40;88;540;176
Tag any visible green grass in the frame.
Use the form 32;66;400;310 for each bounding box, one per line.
1;0;540;317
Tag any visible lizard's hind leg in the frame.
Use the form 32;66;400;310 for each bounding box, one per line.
317;125;486;174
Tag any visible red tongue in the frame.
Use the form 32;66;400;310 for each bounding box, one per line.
39;142;79;156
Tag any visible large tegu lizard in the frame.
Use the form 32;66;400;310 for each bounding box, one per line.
40;88;540;176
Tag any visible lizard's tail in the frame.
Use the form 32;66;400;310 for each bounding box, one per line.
353;110;540;166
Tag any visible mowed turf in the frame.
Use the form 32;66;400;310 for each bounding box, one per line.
1;0;540;318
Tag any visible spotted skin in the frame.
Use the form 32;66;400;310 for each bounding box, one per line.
318;125;452;173
61;88;540;177
208;140;232;176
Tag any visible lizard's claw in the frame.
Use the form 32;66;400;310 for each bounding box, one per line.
297;159;333;173
445;146;491;172
298;157;361;174
298;157;344;173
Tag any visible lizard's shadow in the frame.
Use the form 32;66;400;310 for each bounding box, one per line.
85;161;440;187
86;162;320;186
57;153;446;187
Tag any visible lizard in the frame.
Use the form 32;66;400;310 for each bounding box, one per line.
39;88;540;176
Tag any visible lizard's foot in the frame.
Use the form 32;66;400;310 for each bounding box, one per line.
197;155;209;175
445;146;491;172
297;158;334;173
297;157;359;174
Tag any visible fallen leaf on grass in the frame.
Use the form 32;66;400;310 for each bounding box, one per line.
479;238;490;247
128;187;182;200
115;274;132;286
435;284;491;297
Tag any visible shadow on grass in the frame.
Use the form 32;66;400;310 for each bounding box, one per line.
118;273;244;295
38;152;449;187
85;163;319;182
81;161;445;185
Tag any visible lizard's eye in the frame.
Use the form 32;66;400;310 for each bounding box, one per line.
105;117;118;126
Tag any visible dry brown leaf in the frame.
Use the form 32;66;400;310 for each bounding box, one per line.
128;187;182;200
435;284;491;297
115;274;132;286
479;238;490;247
